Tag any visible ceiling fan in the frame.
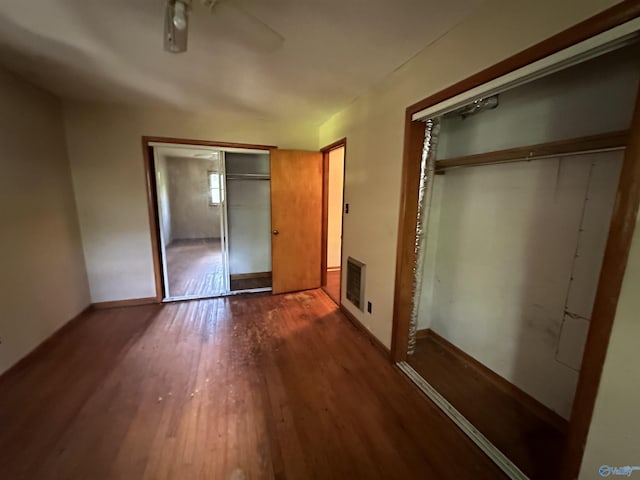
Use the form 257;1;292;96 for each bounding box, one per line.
164;0;284;54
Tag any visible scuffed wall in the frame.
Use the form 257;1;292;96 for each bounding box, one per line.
417;153;621;418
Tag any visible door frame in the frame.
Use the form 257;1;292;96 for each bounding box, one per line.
389;3;640;479
320;138;347;303
141;136;277;301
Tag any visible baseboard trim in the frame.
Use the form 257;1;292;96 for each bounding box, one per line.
422;328;568;433
327;266;341;272
416;328;429;340
339;305;390;359
230;271;272;281
0;304;92;381
92;297;159;309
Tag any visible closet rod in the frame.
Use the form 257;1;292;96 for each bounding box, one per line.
225;174;270;181
435;129;629;172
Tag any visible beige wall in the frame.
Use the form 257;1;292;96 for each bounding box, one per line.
327;147;345;269
318;0;620;347
63;102;318;303
0;68;90;375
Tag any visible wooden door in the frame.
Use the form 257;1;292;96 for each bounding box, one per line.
270;149;323;294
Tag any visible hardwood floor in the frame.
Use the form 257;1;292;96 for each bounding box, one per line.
323;269;340;305
0;290;505;480
409;332;566;479
166;238;225;298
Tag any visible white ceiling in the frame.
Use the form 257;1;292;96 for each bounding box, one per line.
0;0;482;124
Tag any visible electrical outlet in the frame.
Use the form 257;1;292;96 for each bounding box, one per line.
367;301;372;314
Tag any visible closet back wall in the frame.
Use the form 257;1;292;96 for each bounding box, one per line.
419;154;622;418
226;153;272;275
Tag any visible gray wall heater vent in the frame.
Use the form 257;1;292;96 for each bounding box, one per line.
346;257;366;310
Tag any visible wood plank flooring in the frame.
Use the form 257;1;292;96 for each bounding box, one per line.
166;239;225;298
0;290;505;479
409;333;566;479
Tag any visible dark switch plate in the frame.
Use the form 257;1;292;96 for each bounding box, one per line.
345;203;349;214
367;301;372;314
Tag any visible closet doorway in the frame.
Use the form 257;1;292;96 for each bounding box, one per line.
392;13;640;480
145;139;276;301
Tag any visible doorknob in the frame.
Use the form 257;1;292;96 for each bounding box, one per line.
272;230;279;235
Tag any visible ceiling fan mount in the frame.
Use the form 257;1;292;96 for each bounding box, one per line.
164;0;284;54
164;0;191;53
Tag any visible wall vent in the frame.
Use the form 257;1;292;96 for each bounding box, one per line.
346;257;366;311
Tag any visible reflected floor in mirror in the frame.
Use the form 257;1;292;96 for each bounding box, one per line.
408;330;566;479
323;269;341;304
166;238;225;297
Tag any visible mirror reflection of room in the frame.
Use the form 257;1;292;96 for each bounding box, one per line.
407;42;640;479
155;148;227;299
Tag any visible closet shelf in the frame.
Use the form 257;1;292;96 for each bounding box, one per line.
435;129;629;171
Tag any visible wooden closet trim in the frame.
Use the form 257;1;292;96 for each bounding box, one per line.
435;130;629;171
391;3;640;479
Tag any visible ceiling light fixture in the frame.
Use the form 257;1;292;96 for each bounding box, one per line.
163;0;284;55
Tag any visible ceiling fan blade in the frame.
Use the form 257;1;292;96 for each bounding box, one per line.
164;1;189;53
210;1;284;53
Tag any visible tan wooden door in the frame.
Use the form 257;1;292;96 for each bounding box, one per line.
270;149;323;294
